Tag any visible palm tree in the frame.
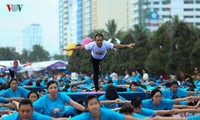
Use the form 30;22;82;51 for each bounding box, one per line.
86;29;105;40
129;24;150;45
104;19;125;44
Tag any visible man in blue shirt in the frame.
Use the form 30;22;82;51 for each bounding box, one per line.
129;71;140;83
2;99;57;120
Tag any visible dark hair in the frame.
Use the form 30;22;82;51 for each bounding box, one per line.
27;90;39;100
119;103;134;114
47;80;58;89
85;95;99;107
71;85;77;89
131;97;142;108
129;82;138;88
164;82;171;88
105;85;118;100
143;69;148;73
19;98;33;109
8;78;18;87
107;80;113;84
77;99;85;114
151;89;162;98
94;33;104;40
27;81;33;86
36;81;41;87
170;81;178;87
39;89;46;93
89;72;93;77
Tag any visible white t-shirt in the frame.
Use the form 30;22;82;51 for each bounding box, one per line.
110;72;118;80
85;41;114;60
5;65;23;73
143;73;149;81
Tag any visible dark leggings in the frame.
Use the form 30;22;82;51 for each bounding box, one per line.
91;56;103;91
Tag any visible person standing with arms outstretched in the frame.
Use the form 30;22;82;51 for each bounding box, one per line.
63;33;135;92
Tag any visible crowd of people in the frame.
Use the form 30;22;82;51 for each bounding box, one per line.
0;33;200;119
0;66;200;120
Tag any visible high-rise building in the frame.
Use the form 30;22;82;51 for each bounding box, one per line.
91;0;131;31
59;0;69;52
59;0;131;54
22;24;42;51
132;0;200;31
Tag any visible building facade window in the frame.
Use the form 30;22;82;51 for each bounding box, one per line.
196;22;200;26
184;0;194;4
153;1;159;5
196;8;200;11
188;23;193;26
184;8;193;11
196;0;200;4
162;8;170;11
162;15;170;18
162;0;171;4
184;16;194;18
154;8;159;11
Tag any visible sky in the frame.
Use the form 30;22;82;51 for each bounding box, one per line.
0;0;59;55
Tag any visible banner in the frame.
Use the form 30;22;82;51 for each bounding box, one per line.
150;11;159;26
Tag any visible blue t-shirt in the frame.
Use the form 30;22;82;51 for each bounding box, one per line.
162;88;188;99
129;76;140;82
65;105;77;116
188;115;200;120
2;111;51;120
84;77;94;85
127;87;145;93
0;97;6;103
194;80;200;89
33;92;71;117
133;113;147;119
1;87;30;98
142;98;174;110
70;108;125;120
156;79;167;84
140;108;155;117
136;73;141;79
98;95;126;109
113;79;128;85
0;77;7;84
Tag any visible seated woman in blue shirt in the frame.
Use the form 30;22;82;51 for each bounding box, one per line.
67;85;81;92
114;75;128;85
11;90;40;111
98;85;128;109
127;82;149;93
131;97;173;118
162;81;197;99
33;80;86;118
119;103;148;119
0;78;30;98
142;89;192;110
70;95;139;120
